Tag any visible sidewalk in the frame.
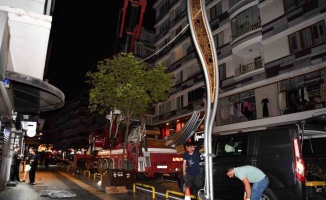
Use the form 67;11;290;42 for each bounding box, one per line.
0;165;183;200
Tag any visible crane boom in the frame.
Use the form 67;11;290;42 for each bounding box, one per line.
119;0;147;52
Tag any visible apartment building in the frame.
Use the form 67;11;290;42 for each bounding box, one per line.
153;0;326;136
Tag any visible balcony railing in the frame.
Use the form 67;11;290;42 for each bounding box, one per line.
235;59;264;77
229;0;242;8
232;19;261;41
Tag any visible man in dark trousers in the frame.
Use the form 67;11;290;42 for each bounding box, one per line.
28;147;38;185
10;145;22;183
182;142;204;197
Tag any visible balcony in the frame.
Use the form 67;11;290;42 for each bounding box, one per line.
232;19;261;41
153;100;205;124
235;59;264;78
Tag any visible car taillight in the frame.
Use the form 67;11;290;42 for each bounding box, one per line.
293;138;305;183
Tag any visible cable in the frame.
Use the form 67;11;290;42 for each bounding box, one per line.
122;23;190;67
130;8;202;66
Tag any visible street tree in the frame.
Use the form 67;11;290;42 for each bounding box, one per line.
85;52;173;167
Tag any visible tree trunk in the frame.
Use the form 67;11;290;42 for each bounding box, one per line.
121;122;130;169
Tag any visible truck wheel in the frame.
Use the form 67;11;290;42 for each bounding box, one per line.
262;188;277;200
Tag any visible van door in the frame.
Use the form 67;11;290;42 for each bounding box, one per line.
255;128;304;199
212;133;255;200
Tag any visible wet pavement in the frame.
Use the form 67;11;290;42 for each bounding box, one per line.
0;165;186;200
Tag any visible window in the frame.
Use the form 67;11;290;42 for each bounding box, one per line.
176;95;183;109
175;25;182;36
166;101;171;113
175;47;183;61
289;32;301;53
214;31;224;48
175;71;183;83
159;101;171;114
186;45;193;53
159;38;170;50
312;22;326;44
188;87;205;103
289;21;326;53
162;59;170;68
159;19;169;34
147;117;153;126
214;135;248;157
231;6;260;34
255;57;262;69
159;1;169;16
302;27;312;49
219;63;226;80
210;2;222;21
175;7;181;16
284;0;310;12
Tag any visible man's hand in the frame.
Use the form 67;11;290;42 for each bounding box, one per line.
242;177;251;200
199;145;204;153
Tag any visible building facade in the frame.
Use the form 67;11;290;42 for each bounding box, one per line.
153;0;326;135
0;0;64;191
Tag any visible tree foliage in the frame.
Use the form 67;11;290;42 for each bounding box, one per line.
85;52;173;165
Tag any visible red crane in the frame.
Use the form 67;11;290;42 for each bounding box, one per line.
119;0;147;52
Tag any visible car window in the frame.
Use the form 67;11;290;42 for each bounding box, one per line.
214;135;247;157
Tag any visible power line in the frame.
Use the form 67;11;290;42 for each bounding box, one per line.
124;23;190;68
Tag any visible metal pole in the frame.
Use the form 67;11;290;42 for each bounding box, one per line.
187;0;219;199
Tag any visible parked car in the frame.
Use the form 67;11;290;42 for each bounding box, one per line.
178;114;326;200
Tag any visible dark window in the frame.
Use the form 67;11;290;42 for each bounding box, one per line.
214;31;224;48
210;2;222;21
289;21;326;53
219;63;226;80
175;25;182;36
188;87;205;103
176;95;183;109
284;0;310;12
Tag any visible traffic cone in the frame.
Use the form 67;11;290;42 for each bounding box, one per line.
184;187;191;200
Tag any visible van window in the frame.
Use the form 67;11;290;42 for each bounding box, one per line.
214;135;248;157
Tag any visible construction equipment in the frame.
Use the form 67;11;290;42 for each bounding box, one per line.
73;114;183;179
119;0;147;52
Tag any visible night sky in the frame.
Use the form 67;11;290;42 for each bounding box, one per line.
46;1;155;101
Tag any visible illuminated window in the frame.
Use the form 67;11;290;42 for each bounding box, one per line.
175;47;183;61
